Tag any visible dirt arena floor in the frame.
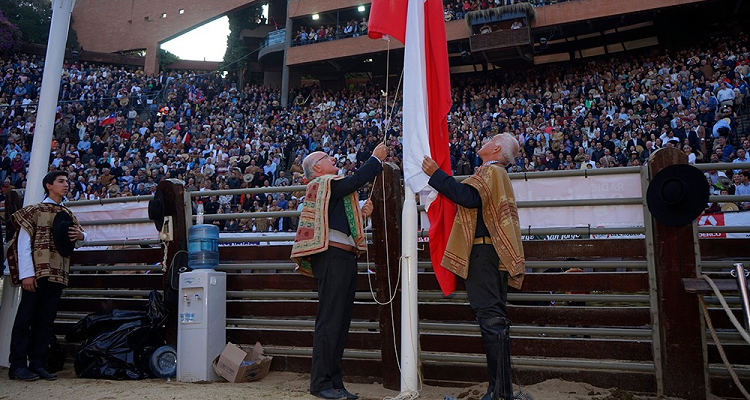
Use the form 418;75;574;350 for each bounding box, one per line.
0;367;722;400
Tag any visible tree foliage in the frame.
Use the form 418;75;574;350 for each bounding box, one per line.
0;0;79;48
0;9;22;54
158;48;180;71
221;5;264;85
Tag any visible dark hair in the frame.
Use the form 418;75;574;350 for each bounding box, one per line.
42;171;68;195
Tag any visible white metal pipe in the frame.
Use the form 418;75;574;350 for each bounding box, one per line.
0;0;76;368
400;185;420;395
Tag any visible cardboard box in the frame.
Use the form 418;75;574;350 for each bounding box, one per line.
212;342;273;383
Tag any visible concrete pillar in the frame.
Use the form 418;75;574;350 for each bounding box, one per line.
145;43;160;76
264;70;282;87
280;0;293;107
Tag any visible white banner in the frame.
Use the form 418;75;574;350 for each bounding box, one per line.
219;232;293;246
70;202;159;241
698;212;750;239
513;173;644;229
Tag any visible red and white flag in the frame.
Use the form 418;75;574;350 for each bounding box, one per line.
369;0;457;295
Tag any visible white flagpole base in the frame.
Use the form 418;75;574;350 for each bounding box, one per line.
399;186;420;396
0;274;21;368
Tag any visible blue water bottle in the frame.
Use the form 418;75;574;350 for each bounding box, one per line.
188;224;219;270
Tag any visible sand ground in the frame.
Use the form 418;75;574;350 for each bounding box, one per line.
0;367;722;400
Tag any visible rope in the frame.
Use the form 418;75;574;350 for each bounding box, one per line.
161;241;169;272
700;274;750;345
698;295;750;400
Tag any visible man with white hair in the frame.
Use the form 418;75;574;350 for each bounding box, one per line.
422;133;529;400
291;143;387;400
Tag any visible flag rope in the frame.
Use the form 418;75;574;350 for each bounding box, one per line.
362;34;423;400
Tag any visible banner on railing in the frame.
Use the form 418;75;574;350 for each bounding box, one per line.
513;173;644;229
71;202;158;241
698;212;750;238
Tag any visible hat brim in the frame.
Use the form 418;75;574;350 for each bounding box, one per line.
646;164;709;227
52;212;77;257
148;189;166;231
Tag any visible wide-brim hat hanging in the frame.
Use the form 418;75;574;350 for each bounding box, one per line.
148;188;166;232
52;211;77;257
646;164;709;227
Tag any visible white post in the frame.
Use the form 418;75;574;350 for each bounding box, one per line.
400;186;420;396
0;0;76;368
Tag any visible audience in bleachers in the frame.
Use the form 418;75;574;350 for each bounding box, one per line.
1;32;749;232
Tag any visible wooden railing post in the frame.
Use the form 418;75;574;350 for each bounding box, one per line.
370;162;403;390
648;148;708;399
157;179;190;344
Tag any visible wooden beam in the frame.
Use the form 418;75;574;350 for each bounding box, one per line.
649;148;707;399
682;278;744;293
370;162;403;390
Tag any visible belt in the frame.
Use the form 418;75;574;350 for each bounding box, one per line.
328;241;359;254
473;236;492;245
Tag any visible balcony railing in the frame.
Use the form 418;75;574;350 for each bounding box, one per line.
260;29;286;49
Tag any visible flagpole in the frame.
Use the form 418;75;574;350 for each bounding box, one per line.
400;185;420;396
0;0;77;368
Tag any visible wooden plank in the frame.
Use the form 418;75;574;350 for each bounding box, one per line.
226;328;381;350
370;162;403;390
420;334;653;361
226;300;378;320
700;239;750;259
267;355;381;380
67;274;163;289
58;298;149;313
71;248;162;264
422;362;656;393
419;304;651;327
707;343;750;365
417;272;649;293
220;245;292;261
227;273;385;291
710;376;750;399
158;180;189;344
226;300;650;328
707;308;747;330
419;239;646;260
682;278;744;293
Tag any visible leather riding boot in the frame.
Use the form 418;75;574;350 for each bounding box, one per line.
479;316;513;400
494;322;514;400
479;330;498;400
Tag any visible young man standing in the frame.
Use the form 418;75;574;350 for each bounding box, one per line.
7;171;87;381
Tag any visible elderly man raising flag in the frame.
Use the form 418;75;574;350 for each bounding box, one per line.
423;133;530;400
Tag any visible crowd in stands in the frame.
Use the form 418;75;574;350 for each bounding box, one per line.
1;31;749;233
444;0;575;21
292;18;368;46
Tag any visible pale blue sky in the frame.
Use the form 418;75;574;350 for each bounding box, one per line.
160;17;230;62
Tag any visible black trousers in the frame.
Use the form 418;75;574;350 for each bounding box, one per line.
464;244;509;322
464;244;513;399
309;247;358;392
9;277;64;371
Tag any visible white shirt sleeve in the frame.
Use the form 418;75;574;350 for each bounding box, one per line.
17;228;34;280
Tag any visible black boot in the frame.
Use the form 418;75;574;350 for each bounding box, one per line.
479;317;513;400
494;321;514;400
479;330;498;400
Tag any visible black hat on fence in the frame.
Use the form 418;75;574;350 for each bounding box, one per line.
148;188;166;232
646;164;709;227
52;211;77;257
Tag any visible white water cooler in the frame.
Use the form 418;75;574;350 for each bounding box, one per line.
177;269;226;382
